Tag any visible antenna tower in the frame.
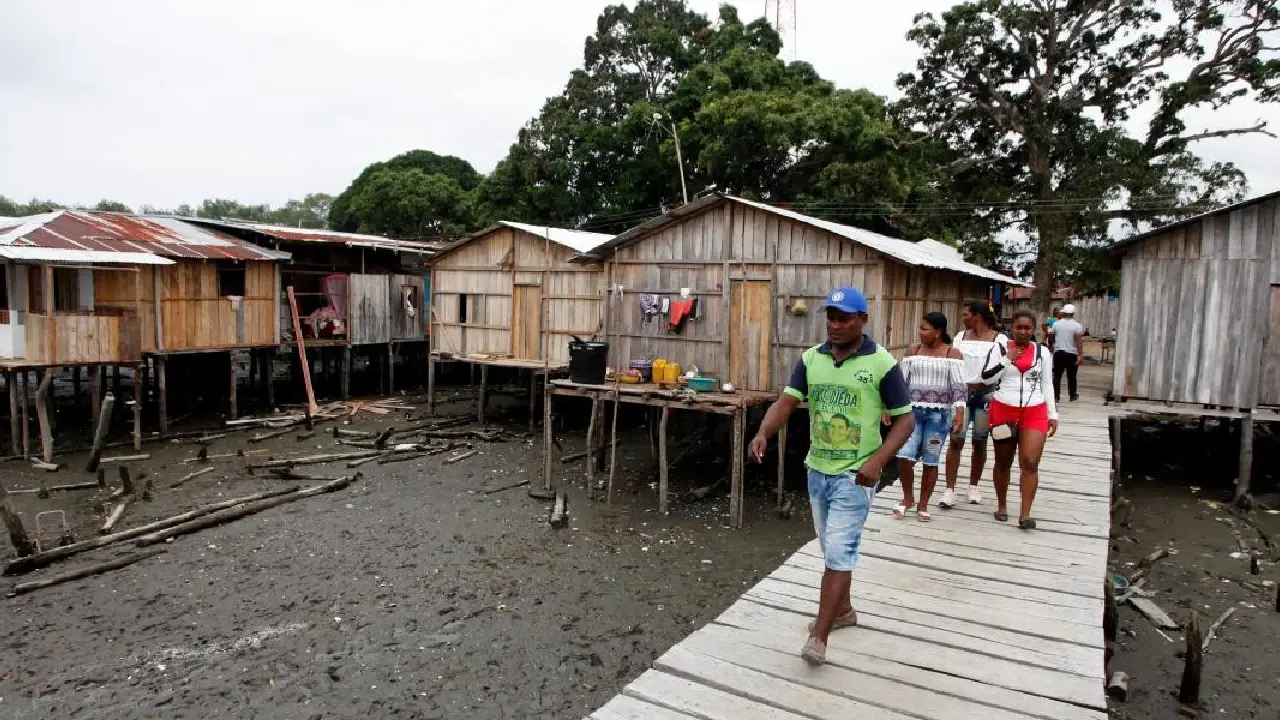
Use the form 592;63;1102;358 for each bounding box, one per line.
764;0;796;61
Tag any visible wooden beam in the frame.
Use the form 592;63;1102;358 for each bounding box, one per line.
1236;414;1254;503
731;407;745;528
152;267;164;351
285;286;318;416
156;357;168;434
542;377;554;491
7;371;18;457
658;405;670;514
34;369;53;464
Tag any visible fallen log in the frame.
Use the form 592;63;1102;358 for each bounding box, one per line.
84;393;117;472
419;429;506;442
332;427;375;439
445;450;478;464
6;549;167;598
183;449;267;464
0;479;35;557
1107;671;1129;701
374;426;396;448
30;459;60;472
3;486;300;575
251;450;382;471
527;488;557;500
294;431;316;441
10;480;103;495
192;432;231;444
169;466;215;490
100;499;132;534
1129;596;1180;630
135;475;359;547
483;479;530;495
248;427;293;444
1202;607;1237;651
559;450;588;463
549;492;568;528
377;451;429;465
267;469;336;482
99;453;150;464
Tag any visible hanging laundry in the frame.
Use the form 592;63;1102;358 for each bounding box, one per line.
691;297;702;320
668;298;696;332
638;293;660;323
659;296;671;315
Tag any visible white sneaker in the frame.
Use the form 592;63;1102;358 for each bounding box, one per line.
939;489;956;509
968;486;982;504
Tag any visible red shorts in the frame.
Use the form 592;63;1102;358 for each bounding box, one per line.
988;400;1050;434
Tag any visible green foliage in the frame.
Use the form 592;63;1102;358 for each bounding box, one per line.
330;150;480;233
91;199;133;213
0;197;63;216
896;0;1279;310
343;167;470;238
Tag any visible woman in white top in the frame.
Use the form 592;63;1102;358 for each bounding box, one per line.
979;310;1058;529
942;302;1008;509
893;312;967;522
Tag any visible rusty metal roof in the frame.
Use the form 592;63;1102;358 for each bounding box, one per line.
183;218;442;255
0;211;290;262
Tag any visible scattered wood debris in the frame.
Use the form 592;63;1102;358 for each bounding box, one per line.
6;549;167;598
1129;596;1180;630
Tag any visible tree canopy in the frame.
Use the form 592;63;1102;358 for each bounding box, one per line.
328;150;480;236
896;0;1279;305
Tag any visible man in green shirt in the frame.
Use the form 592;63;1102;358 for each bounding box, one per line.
749;287;914;666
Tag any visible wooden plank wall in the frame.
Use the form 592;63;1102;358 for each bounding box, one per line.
25;314;142;364
431;227;603;362
882;264;987;357
387;273;426;342
95;261;276;352
1115;196;1279;407
1073;295;1120;336
349;273;390;345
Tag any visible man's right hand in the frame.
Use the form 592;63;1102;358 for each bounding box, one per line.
748;435;768;463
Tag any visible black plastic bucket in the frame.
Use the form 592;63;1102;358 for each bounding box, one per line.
568;338;609;384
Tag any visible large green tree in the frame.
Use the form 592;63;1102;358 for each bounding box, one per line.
478;2;963;245
330;150;480;233
344;167;471;237
896;0;1279;309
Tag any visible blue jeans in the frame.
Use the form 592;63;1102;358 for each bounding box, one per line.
897;406;954;467
808;467;876;572
952;389;991;448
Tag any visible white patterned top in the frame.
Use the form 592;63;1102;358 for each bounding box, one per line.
900;353;967;409
954;329;1009;385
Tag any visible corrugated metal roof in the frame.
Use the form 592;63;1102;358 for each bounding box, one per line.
576;195;1031;287
1110;187;1280;254
0;246;175;265
431;221;615;263
497;221;613;254
184;218;441;254
0;211;290;262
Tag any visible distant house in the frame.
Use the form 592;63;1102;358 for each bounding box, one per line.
1008;286;1120;336
575;194;1030;392
1110;189;1280;409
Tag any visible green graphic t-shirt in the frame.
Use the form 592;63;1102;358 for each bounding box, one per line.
783;338;911;476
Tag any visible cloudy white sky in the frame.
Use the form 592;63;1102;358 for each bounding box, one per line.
2;0;1277;210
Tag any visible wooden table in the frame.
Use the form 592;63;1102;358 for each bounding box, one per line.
544;379;780;528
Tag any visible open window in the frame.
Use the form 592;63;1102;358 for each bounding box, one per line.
458;293;469;324
217;263;246;297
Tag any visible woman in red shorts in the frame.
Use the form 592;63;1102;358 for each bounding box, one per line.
979;310;1058;529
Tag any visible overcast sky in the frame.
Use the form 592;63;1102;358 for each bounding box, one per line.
2;0;1277;211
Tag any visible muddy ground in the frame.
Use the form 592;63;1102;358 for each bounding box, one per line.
1107;418;1280;719
0;392;811;719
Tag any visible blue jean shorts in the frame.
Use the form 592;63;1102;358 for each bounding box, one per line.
808;467;876;572
953;390;991;448
896;406;954;467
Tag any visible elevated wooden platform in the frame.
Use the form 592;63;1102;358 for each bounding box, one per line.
588;392;1114;718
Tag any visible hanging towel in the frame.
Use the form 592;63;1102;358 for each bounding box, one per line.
639;293;660;323
660;296;671;315
668;299;696;332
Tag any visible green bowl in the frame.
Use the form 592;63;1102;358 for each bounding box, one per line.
686;376;719;392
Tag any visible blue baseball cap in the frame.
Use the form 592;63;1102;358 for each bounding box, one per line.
822;287;868;314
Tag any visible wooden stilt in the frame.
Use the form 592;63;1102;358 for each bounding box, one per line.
340;345;351;400
132;364;143;451
585;396;599;499
44;368;56;435
265;352;276;409
658;405;670;514
72;366;82;404
730;408;745;528
528;370;537;432
478;364;488;424
34;370;53;464
228;351;238;420
157;357;168;434
1236;413;1254;504
426;357;436;416
112;365;121;396
248;349;257;392
776;422;788;509
542;380;554;491
8;371;18;456
387;343;395;395
20;372;29;457
607;388;620;504
1179;610;1203;704
89;366;102;424
0;479;35;557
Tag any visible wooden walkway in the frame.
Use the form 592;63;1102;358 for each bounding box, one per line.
589;394;1113;719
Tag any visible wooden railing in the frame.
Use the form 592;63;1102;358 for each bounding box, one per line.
25;313;143;365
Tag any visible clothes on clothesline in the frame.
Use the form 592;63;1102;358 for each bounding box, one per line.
668;298;696;332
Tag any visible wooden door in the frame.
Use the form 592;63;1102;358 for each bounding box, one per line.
511;284;543;360
729;280;773;391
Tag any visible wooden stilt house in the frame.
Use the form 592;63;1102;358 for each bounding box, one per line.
425;222;611;421
575;194;1029;392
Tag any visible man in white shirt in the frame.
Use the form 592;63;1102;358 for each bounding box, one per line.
1049;304;1084;401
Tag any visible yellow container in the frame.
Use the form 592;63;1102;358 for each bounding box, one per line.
652;359;667;384
666;363;682;384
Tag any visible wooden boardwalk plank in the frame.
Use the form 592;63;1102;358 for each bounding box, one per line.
587;395;1114;719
